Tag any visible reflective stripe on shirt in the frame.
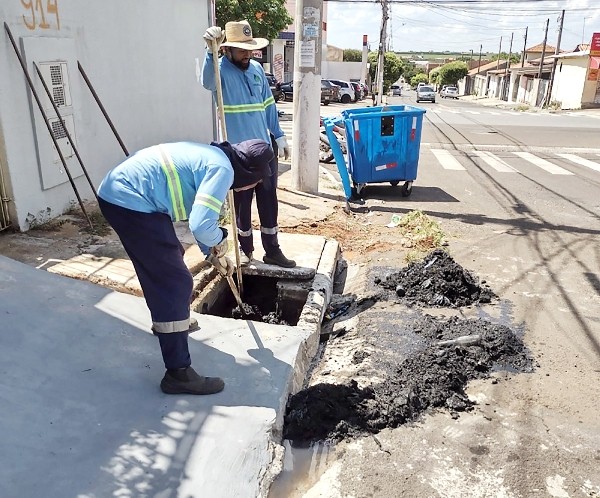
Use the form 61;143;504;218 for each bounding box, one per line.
194;192;222;214
223;95;275;114
157;145;187;222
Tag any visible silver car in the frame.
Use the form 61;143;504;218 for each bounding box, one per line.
416;85;436;103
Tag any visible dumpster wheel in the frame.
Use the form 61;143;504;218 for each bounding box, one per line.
400;181;413;197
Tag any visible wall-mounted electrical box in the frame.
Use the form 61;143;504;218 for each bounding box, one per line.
21;37;81;190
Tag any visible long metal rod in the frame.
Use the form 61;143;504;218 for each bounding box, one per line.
211;40;244;297
77;61;129;157
4;22;92;229
32;61;97;198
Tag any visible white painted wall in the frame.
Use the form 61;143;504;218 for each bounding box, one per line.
321;61;362;81
551;58;587;109
0;1;213;230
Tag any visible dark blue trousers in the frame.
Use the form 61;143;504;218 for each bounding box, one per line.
233;136;280;256
98;197;192;370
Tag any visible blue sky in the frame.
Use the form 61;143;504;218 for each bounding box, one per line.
326;0;600;54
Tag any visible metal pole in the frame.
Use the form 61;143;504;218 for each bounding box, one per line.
32;62;97;198
77;62;129;157
521;27;528;66
210;41;244;297
376;0;388;105
538;19;549;79
503;32;514;100
3;22;93;229
496;36;502;70
546;10;565;107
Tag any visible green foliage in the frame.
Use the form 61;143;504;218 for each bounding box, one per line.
343;49;363;62
438;61;468;86
410;73;429;88
401;61;425;85
428;67;441;85
368;51;404;91
216;0;293;41
491;52;521;64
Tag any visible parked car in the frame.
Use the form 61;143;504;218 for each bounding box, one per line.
280;81;293;101
350;81;364;101
326;79;355;104
279;80;337;105
416;85;436;103
441;86;459;99
391;85;402;96
321;79;340;104
265;72;283;102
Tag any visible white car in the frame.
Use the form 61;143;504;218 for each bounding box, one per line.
327;79;356;104
441;86;459;99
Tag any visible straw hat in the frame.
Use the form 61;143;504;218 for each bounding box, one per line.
220;20;268;50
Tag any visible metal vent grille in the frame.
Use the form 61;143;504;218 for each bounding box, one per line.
52;86;65;106
50;65;62;85
51;120;67;140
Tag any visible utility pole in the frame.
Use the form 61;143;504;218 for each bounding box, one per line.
477;44;482;74
496;36;502;70
538;18;549;79
545;10;565;107
503;32;514;100
521;26;528;66
360;35;368;88
291;0;323;193
375;0;389;105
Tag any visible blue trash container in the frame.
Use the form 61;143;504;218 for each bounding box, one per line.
324;105;426;199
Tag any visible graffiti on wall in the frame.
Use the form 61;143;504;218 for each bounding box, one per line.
21;0;60;30
273;53;284;84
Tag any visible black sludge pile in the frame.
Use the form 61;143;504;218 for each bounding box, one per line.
375;249;497;307
283;315;534;445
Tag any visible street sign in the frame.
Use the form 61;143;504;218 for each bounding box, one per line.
591;32;600;56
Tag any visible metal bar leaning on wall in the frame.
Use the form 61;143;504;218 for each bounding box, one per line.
77;62;130;157
32;61;97;198
211;39;244;298
3;22;93;230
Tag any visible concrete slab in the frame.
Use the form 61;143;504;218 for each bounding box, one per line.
0;255;321;498
236;231;321;280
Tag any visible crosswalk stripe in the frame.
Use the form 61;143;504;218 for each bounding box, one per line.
488;111;501;115
431;149;466;170
513;151;573;175
465;111;480;115
472;151;517;172
556;153;600;173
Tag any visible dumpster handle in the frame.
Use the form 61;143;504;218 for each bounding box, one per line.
323;118;353;200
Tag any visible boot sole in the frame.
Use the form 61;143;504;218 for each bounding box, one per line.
160;379;225;395
263;257;296;268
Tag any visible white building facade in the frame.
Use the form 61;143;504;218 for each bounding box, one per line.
0;1;214;231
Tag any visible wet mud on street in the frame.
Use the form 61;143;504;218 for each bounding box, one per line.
282;250;535;446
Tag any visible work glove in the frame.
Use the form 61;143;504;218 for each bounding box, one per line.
275;135;290;161
211;228;229;258
207;254;235;277
203;26;225;53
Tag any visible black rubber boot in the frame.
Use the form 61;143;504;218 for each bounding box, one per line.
160;366;225;395
263;247;296;268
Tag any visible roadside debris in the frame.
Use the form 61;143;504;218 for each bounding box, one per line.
375;249;496;307
283;314;534;445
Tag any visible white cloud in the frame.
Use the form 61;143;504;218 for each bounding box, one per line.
325;0;600;53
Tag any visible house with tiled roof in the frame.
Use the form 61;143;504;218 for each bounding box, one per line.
549;48;600;109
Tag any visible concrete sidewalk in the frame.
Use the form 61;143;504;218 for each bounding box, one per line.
0;185;341;498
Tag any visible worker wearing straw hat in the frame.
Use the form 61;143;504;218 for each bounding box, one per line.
201;20;296;268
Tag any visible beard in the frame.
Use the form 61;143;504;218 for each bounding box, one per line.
231;58;250;70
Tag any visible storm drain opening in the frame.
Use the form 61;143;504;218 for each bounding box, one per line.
197;274;311;326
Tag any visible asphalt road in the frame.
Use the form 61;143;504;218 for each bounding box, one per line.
274;95;600;497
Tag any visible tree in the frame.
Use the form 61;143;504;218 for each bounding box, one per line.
491;52;521;64
216;0;293;41
428;67;441;86
368;51;404;92
437;61;468;86
343;49;363;62
410;73;429;88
